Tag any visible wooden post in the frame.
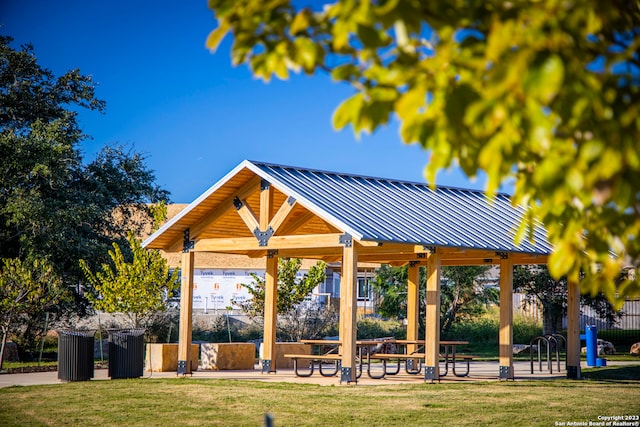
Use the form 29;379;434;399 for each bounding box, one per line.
424;250;441;381
177;250;195;375
406;262;420;355
566;272;581;379
499;255;514;380
340;236;358;384
262;252;278;373
260;179;273;230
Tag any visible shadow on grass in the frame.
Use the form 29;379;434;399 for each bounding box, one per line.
582;365;640;382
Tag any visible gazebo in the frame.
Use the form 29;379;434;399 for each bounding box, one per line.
143;160;582;383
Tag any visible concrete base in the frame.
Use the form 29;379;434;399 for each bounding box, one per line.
145;343;199;372
259;342;311;370
200;343;255;370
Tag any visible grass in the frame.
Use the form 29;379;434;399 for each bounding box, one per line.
1;366;639;426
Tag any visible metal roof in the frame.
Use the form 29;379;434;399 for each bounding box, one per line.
144;160;552;255
247;161;551;255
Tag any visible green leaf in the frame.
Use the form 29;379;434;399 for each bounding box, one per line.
290;9;311;35
524;54;565;105
331;64;359;82
205;20;230;53
356;24;389;49
333;93;363;131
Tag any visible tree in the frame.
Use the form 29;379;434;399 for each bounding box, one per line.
371;264;495;332
206;1;640;306
0;258;69;369
0;36;169;319
441;266;497;333
79;231;180;329
235;258;326;319
514;265;621;335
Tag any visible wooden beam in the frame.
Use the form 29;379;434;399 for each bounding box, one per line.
407;263;420;355
511;254;548;265
177;250;195;375
190;176;261;239
440;258;499;266
358;243;427;255
262;253;278;373
259;180;274;230
499;255;514;380
272;247;343;259
194;233;346;252
424;250;441;381
235;198;260;234
356;255;423;264
340;241;358;384
268;196;297;234
566;271;581;379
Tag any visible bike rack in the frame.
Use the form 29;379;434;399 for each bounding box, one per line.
529;334;566;374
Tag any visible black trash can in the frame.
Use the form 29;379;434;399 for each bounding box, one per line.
57;329;95;382
108;329;145;379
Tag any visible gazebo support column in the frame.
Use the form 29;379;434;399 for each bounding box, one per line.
499;255;514;380
177;249;195;375
424;250;441;381
340;237;358;384
262;252;278;373
566;272;581;379
406;262;420;357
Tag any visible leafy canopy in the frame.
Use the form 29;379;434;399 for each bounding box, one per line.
80;231;180;329
0;257;69;369
206;0;640;306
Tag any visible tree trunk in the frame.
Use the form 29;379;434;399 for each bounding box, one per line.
0;328;7;371
542;309;563;335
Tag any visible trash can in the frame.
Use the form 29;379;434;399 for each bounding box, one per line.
57;329;95;382
108;329;145;379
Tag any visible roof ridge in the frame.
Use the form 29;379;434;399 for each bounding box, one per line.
248;160;511;198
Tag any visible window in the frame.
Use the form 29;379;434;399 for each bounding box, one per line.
357;277;372;301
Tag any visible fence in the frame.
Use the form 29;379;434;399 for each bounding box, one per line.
514;294;640;344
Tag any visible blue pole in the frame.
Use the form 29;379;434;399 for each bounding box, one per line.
585;325;597;367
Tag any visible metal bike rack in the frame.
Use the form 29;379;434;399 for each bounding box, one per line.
530;334;566;374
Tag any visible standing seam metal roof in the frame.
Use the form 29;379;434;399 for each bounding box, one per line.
245;161;552;255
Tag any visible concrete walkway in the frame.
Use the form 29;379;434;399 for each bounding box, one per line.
2;360;637;389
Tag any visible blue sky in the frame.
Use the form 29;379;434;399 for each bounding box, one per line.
1;1;486;203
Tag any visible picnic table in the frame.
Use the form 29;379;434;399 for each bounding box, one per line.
286;338;474;379
389;339;473;377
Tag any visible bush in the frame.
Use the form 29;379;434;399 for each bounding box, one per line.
443;309;543;345
513;313;543;344
356;317;404;340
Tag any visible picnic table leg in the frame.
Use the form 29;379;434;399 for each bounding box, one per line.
366;353;386;379
319;359;340;377
440;346;449;377
293;358;315;377
452;357;470;377
384;357;401;376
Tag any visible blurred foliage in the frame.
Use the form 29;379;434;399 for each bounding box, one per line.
206;0;640;306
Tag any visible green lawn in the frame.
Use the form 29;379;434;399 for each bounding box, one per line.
1;366;639;426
